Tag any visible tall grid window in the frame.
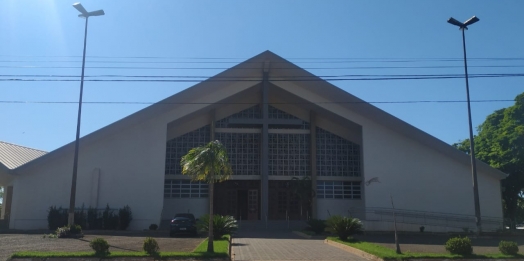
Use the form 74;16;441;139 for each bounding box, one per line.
216;105;261;128
316;181;361;199
268;106;310;129
268;133;310;176
216;132;261;175
164;179;208;198
165;125;210;175
316;127;361;177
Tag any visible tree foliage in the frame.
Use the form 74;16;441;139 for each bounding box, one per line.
453;92;524;226
181;140;232;183
181;140;232;253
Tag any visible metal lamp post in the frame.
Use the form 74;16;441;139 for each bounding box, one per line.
68;2;105;226
447;15;482;234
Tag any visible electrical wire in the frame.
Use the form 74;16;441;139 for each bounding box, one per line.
1;65;524;70
1;73;524;82
0;100;514;105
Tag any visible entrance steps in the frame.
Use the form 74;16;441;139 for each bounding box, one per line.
237;220;306;232
159;219;308;232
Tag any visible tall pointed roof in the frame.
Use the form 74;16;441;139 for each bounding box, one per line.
10;50;507;180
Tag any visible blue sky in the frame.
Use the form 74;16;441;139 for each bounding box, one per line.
1;0;523;152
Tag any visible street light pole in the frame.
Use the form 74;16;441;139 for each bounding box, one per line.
69;2;104;226
447;16;481;234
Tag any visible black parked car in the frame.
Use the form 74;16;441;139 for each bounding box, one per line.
170;213;198;237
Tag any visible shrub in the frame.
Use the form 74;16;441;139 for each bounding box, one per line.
47;206;67;230
198;214;238;239
74;205;87;229
306;219;326;235
149;224;158;230
445;236;473;255
499;240;519;255
90;238;110;255
69;224;82;235
87;206;102;230
326;215;363;241
102;204;119;230
55;224;83;238
118;205;133;230
55;226;70;238
143;237;159;255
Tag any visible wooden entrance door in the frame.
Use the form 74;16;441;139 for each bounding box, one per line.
247;189;258;220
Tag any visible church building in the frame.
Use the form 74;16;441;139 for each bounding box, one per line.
0;51;506;232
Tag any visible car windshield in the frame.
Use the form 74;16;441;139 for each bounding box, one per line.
174;213;195;220
173;217;191;223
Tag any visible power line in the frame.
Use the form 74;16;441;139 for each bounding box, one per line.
0;99;514;105
1;73;523;82
0;54;523;60
0;73;521;78
1;58;524;64
1;65;523;70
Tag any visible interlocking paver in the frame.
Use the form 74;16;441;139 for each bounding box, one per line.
232;231;368;261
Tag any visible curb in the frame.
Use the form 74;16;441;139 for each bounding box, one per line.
325;239;384;261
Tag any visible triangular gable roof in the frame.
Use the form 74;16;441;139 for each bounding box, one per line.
13;51;507;180
0;141;47;170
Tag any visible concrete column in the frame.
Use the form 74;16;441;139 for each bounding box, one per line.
260;64;270;221
210;111;215;215
309;111;318;219
210;110;215;141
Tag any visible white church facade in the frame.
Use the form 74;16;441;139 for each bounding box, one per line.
0;51;506;232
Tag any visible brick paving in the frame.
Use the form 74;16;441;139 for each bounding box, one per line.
232;231;368;261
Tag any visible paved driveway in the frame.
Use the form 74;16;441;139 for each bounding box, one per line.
232;231;368;261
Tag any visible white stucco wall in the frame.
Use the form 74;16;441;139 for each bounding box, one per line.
10;114;167;230
360;118;503;231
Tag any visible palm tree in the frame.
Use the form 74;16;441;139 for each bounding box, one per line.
181;140;232;253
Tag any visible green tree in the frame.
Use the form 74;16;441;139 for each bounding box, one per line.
181;140;232;253
453;92;524;227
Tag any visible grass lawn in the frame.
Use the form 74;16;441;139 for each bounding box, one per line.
328;237;524;260
11;236;230;259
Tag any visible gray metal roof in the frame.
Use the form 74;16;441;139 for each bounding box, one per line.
0;141;47;169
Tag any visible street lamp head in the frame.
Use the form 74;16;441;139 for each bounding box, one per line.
73;2;105;18
448;16;479;30
447;17;464;28
464;16;479;27
73;3;88;16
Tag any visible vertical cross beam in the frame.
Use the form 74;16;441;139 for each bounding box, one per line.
260;62;270;221
309;111;317;219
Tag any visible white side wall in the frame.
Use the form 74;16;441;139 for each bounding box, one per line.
10;114;167;230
